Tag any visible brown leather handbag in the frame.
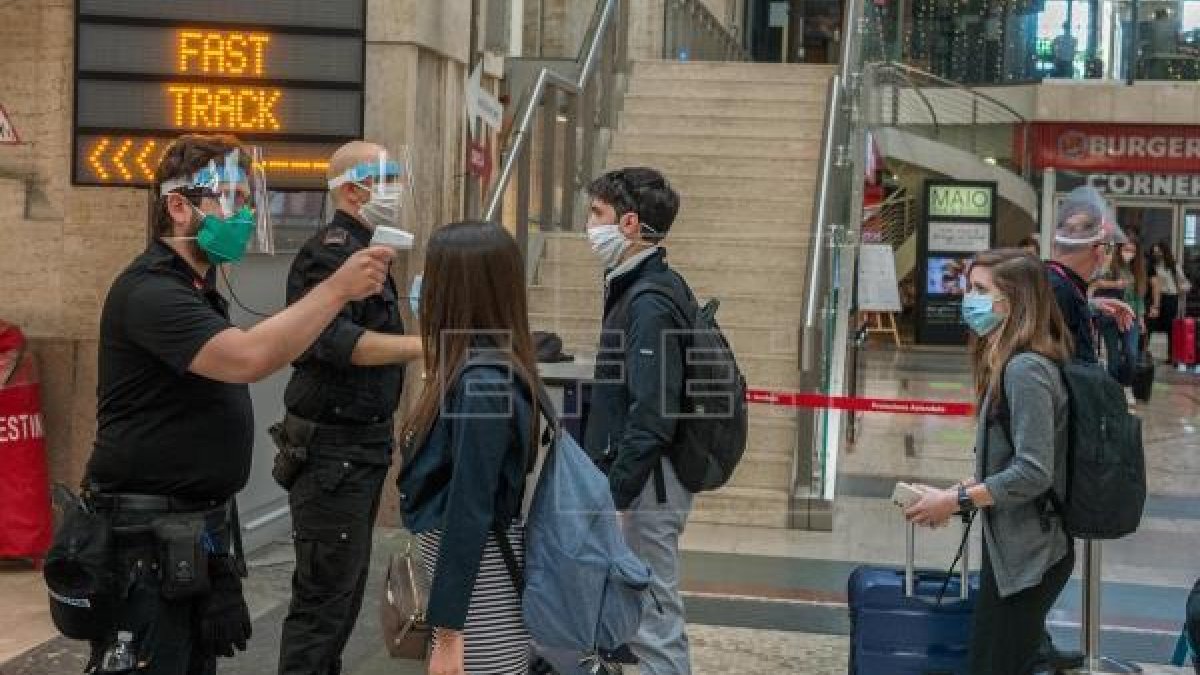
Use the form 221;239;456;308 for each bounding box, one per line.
380;542;432;659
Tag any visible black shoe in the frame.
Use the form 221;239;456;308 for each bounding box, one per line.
600;645;638;665
1037;634;1085;672
1047;648;1084;671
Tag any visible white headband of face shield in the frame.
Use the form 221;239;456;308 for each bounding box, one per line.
159;153;249;218
327;160;404;190
1054;232;1107;245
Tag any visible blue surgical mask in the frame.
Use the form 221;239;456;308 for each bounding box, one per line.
961;292;1005;336
587;223;630;270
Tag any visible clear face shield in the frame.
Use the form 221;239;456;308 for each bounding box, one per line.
160;147;273;262
327;147;415;234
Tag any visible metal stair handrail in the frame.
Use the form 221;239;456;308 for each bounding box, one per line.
871;61;1032;179
483;0;623;224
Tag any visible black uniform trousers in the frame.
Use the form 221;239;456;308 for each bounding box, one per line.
88;511;231;675
968;539;1075;675
278;448;390;675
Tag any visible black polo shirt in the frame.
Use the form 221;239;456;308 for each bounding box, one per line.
86;240;254;501
1047;261;1098;363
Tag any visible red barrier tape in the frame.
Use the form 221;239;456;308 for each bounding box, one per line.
745;388;975;417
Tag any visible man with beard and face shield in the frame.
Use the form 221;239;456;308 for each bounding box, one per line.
76;134;393;675
276;141;422;675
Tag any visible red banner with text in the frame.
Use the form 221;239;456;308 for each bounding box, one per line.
1023;122;1200;173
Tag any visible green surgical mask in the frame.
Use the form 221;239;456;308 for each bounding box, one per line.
194;205;256;264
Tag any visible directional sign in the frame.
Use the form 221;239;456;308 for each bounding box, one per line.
85;138;161;182
466;62;503;131
0;105;18;145
75;134;340;189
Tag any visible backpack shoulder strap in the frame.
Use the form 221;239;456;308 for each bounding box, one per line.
493;382;562;595
520;384;558;522
626;277;694;330
493;525;525;593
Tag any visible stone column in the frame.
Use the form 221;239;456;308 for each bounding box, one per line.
366;0;476;524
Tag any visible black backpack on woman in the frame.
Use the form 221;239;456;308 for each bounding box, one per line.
1001;359;1146;540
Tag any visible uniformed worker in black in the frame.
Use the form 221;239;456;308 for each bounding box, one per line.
277;141;422;675
82;134;395;675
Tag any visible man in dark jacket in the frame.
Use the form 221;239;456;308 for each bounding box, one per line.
582;167;691;674
1039;187;1133;672
277;141;422;675
1048;187;1134;364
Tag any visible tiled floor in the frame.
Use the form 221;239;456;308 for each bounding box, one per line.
0;562;56;665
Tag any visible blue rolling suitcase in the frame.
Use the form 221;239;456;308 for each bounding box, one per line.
848;522;980;675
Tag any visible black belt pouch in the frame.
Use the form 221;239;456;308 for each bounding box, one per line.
152;515;210;600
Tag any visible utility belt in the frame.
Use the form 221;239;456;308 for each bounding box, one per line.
268;413;395;490
86;492;227;515
283;412;395;446
88;488;245;585
45;484;246;643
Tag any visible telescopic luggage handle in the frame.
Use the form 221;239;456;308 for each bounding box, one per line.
904;521;970;601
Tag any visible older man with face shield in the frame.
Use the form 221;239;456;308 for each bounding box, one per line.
1049;187;1136;364
74;134;393;675
276;141;422;675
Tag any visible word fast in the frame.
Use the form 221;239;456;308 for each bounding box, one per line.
179;31;271;76
168;86;282;131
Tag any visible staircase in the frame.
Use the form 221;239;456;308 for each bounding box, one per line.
529;60;835;528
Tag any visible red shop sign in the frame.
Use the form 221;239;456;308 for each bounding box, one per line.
1022;123;1200;173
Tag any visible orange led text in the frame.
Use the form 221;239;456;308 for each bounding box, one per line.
167;86;282;131
178;30;270;76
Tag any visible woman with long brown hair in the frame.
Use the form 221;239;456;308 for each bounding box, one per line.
1092;240;1149;395
1148;241;1192;362
396;221;542;675
906;250;1074;674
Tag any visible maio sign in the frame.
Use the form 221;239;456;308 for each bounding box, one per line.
928;185;993;219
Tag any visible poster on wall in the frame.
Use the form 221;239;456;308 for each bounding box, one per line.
917;180;997;346
857;244;903;313
928;222;992;253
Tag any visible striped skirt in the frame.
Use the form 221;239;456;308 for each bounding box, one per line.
417;523;530;674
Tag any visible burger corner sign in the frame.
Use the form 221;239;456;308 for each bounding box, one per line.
1085;173;1200;199
1025;122;1200;199
1028;123;1200;173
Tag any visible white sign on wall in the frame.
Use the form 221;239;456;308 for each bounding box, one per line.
466;62;503;131
858;244;903;313
928;221;992;253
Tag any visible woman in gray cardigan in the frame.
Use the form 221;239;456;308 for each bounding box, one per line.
907;250;1075;675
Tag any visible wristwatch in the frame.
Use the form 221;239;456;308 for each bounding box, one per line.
957;484;977;514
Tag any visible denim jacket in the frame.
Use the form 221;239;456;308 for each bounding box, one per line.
396;362;534;629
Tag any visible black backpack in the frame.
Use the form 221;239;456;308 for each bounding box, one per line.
626;277;749;493
1002;359;1146;539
